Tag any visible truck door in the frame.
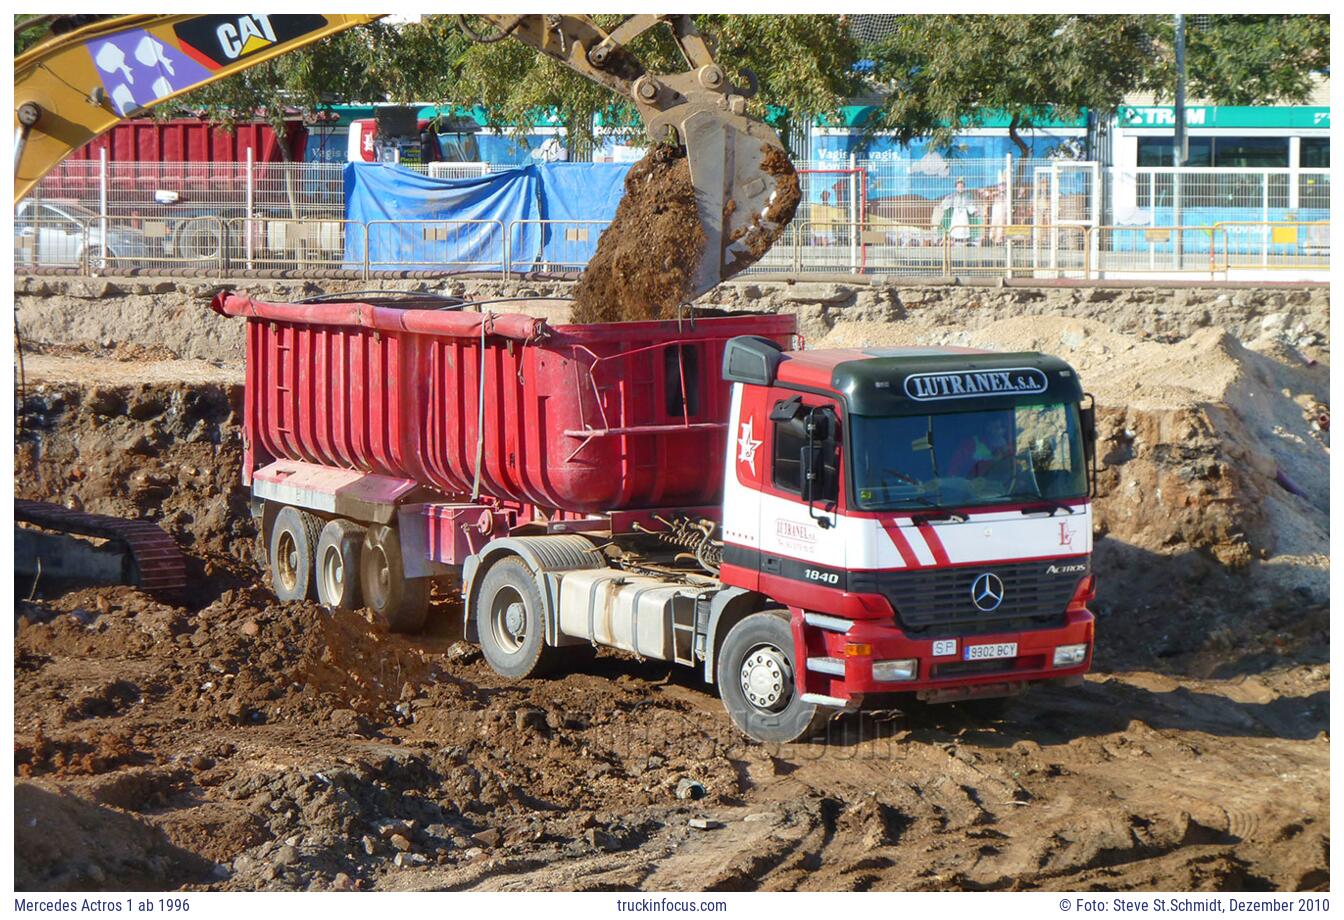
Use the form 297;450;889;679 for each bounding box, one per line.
756;392;848;596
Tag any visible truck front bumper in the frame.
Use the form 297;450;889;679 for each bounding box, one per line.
797;608;1095;703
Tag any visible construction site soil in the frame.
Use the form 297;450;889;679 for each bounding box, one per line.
13;285;1329;892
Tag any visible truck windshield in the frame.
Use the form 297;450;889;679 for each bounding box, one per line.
849;402;1088;512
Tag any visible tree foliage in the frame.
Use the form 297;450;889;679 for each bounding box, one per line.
860;14;1329;155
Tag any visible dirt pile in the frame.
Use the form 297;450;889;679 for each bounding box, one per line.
16;371;251;570
572;145;707;323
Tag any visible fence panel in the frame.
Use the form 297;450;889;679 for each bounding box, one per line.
507;219;610;274
363;219;507;274
1218;221;1331;273
1090;226;1218;279
223;217;361;274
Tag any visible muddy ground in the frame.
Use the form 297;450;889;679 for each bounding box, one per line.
12;290;1329;892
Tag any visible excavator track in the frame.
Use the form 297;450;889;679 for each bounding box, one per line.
14;499;188;598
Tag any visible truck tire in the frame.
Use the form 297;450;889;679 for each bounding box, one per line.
316;519;365;613
716;610;829;744
270;506;322;602
475;556;558;680
361;524;429;633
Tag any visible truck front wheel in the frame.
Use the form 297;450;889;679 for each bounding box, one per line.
716;611;829;744
475;556;558;679
360;524;429;633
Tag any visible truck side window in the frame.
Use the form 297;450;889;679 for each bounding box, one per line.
772;416;807;493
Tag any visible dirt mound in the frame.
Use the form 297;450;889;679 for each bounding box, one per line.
572;145;707;323
16;782;220;890
16;377;252;572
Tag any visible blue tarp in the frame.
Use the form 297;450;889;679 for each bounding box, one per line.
344;163;540;272
343;161;633;272
535;162;630;266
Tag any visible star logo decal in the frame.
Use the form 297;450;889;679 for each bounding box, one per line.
737;417;763;476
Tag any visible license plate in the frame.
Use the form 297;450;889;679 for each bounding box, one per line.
963;642;1017;661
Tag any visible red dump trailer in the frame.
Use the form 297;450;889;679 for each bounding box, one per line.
217;291;1098;742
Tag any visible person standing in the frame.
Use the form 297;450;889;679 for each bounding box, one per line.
933;178;979;244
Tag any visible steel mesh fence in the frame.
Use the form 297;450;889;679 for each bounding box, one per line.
17;158;1329;280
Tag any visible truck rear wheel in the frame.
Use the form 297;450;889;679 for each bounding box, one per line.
316;519;365;612
716;611;829;744
475;556;558;679
269;506;322;602
361;524;429;633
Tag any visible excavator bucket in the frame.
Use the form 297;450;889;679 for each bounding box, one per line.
681;114;801;298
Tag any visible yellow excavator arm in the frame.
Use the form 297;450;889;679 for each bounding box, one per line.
14;14;384;200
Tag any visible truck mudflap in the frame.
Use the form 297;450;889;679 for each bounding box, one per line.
793;607;1096;704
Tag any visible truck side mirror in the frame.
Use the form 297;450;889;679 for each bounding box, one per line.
801;407;839;525
1080;394;1098;496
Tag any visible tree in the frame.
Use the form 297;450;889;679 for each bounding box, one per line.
859;14;1330;157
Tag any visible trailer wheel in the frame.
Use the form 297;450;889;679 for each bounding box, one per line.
269;506;322;602
475;556;558;679
716;610;829;744
360;524;429;633
315;519;366;612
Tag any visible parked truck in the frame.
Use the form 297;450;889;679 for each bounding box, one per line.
214;291;1098;742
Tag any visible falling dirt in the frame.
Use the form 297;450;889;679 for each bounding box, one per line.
572;145;707;323
12;308;1329;893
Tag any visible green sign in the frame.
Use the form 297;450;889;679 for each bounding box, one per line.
1116;105;1329;130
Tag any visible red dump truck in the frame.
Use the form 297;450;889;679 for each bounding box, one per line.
214;291;1099;742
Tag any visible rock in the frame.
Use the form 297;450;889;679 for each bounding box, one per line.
389;834;413;853
361;835;378;856
646;753;666;770
331;872;355;891
274;845;300;867
585;827;621;852
462;847;485;860
393;852;428;868
688;818;722;830
376;818;415;839
675;778;706;801
471;828;502;849
240;620;259;638
445;641;479;663
515;709;548;733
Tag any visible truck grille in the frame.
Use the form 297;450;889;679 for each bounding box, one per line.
849;557;1088;637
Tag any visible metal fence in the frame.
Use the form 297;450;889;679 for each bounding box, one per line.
17;156;1330;280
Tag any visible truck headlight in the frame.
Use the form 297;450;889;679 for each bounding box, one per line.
1053;644;1088;667
872;658;918;682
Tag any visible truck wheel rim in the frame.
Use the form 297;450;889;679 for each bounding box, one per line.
321;546;344;602
276;531;299;592
740;643;792;713
490;587;527;653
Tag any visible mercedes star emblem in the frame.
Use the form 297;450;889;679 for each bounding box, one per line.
970;572;1005;612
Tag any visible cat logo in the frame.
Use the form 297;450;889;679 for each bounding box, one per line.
174;15;328;70
215;16;279;59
